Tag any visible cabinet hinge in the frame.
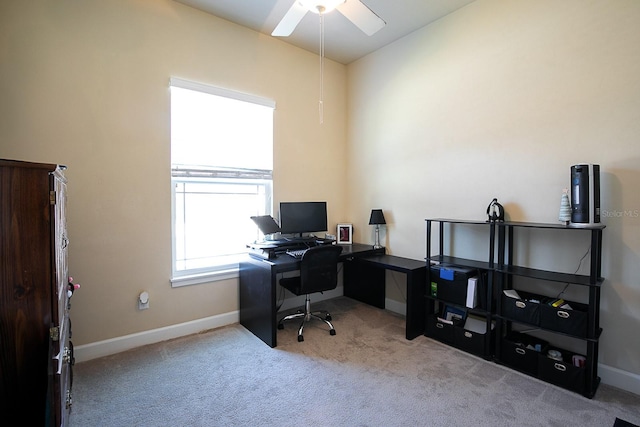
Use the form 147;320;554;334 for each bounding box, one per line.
50;190;56;205
50;326;60;341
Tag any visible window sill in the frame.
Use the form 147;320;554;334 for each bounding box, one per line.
171;268;239;287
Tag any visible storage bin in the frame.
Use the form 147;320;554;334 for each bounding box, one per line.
425;314;456;344
501;290;545;325
430;265;475;306
500;331;548;376
453;316;494;358
538;347;586;393
540;299;589;337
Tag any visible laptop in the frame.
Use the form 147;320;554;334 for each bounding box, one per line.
250;215;281;236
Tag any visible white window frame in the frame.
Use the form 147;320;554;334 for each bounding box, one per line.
169;78;275;287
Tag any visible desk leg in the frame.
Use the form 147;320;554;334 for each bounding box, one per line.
405;267;426;340
343;260;385;309
239;259;277;347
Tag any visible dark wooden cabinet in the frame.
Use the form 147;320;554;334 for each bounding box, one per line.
0;159;74;426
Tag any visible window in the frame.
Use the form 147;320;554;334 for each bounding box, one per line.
170;77;275;286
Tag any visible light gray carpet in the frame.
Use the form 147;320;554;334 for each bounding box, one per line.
70;297;640;426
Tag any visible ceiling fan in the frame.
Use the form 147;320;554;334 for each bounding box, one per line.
272;0;386;37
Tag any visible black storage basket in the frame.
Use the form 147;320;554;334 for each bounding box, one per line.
425;314;456;345
501;290;545;326
540;299;589;338
454;325;493;358
500;331;548;376
538;347;586;394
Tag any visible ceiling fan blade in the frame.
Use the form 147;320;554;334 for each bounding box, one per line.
337;0;385;36
272;2;309;37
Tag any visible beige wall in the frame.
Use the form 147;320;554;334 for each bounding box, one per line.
0;0;347;344
347;0;640;378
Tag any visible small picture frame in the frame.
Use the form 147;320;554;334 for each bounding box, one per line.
337;224;353;244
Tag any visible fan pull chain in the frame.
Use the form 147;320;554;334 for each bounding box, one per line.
319;11;325;124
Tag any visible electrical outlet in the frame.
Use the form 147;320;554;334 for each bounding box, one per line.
138;291;149;310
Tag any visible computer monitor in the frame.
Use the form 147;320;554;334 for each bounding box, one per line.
279;201;328;236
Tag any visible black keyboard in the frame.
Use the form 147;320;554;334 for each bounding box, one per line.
286;248;307;259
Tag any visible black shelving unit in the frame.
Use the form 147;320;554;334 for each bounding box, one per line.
495;221;605;398
424;219;496;360
424;218;605;398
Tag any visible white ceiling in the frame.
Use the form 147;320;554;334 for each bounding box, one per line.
174;0;477;64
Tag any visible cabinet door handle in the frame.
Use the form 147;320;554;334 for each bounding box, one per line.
554;363;567;371
557;311;570;319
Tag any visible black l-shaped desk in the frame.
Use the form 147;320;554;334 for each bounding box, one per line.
239;243;426;347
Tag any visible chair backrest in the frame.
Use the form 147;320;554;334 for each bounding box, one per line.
298;245;343;295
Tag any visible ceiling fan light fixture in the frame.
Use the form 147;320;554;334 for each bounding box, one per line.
298;0;345;14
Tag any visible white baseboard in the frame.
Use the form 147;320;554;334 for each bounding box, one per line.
74;310;238;363
385;298;407;317
599;363;640;396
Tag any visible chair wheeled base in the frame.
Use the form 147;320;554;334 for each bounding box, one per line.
277;295;336;342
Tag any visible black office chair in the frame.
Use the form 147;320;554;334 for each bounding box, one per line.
277;245;343;342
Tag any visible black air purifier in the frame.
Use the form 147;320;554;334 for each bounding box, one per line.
570;164;600;225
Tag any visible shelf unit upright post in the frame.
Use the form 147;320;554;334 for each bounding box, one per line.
425;219;496;360
496;221;605;398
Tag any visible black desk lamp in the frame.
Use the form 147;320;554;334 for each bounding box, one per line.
369;209;386;249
